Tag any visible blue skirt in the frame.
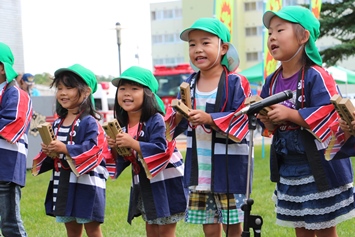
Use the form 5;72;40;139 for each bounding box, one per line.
274;162;355;230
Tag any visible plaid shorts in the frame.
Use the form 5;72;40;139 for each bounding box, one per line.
185;191;245;224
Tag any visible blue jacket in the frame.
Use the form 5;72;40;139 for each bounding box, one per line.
166;70;252;194
0;82;32;186
115;113;188;223
261;65;353;191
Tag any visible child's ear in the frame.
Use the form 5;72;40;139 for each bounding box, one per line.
221;43;229;56
86;87;92;97
301;30;310;45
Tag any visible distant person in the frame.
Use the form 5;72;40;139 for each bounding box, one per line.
257;6;355;237
0;42;32;237
17;73;40;96
32;64;112;237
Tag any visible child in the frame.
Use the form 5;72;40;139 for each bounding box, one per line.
0;42;32;237
107;66;188;237
258;6;355;237
32;64;112;237
165;18;251;237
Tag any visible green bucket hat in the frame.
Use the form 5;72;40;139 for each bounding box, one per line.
263;5;322;66
54;64;97;104
180;17;240;72
111;66;165;114
0;42;18;83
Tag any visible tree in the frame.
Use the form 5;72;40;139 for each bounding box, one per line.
34;73;53;85
319;1;355;66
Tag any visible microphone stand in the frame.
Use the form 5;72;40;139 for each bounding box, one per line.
241;113;263;237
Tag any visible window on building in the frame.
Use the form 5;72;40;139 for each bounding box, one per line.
245;27;257;36
152;35;163;44
153;58;165;65
152;10;164;20
151;8;183;20
244;1;263;11
163;9;173;18
283;0;298;6
165;58;175;65
153;57;186;66
151;11;156;21
246;52;262;62
176;57;185;64
164;34;175;43
174;9;182;18
244;2;256;11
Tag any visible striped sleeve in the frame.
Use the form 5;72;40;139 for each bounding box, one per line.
140;114;173;178
67;119;111;176
299;66;339;142
0;87;32;143
212;73;251;142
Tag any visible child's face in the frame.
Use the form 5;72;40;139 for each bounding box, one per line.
117;82;144;114
55;81;87;112
187;30;227;71
267;16;302;62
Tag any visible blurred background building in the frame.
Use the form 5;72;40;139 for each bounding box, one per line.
0;0;25;73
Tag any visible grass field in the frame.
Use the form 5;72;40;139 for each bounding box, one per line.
20;144;355;237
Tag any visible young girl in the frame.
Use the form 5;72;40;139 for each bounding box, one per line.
165;18;251;237
258;6;355;237
32;64;112;237
108;66;188;237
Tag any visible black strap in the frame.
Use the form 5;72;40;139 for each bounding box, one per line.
214;69;226;112
300;129;330;191
189;72;199;186
296;67;330;192
210;69;226;191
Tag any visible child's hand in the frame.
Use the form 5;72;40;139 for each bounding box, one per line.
267;104;291;124
47;140;67;155
188;109;213;126
257;114;276;131
106;136;116;148
40;142;51;156
116;132;135;148
339;117;354;133
339;117;353;140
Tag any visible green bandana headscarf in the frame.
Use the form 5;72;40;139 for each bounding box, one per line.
111;66;165;114
0;42;18;83
180;17;240;72
54;64;97;104
263;5;322;66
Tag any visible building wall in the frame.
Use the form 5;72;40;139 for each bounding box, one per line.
150;0;186;66
0;0;24;73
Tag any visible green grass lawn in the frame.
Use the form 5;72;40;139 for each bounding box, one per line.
21;145;355;236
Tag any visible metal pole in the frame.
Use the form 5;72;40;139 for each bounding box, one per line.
115;22;121;75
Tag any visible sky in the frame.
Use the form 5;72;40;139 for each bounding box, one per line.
21;0;168;77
